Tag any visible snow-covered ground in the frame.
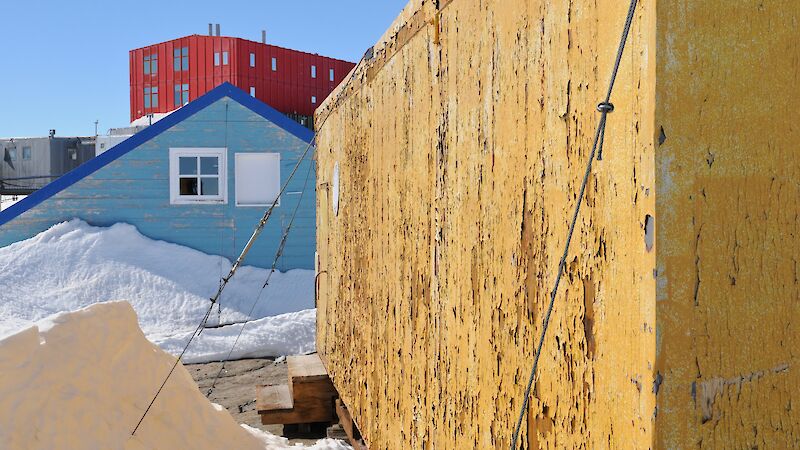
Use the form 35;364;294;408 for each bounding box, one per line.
0;195;26;211
0;302;348;450
0;220;316;363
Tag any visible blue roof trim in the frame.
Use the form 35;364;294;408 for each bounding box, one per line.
0;82;315;227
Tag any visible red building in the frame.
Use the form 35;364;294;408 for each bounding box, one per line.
129;34;355;125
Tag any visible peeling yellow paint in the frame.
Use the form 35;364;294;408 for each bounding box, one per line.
314;0;798;448
654;1;800;448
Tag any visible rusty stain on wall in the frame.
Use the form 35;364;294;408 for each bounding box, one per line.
315;0;798;448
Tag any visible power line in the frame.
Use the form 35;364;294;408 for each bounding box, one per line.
508;1;639;448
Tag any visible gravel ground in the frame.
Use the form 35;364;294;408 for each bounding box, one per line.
186;357;326;446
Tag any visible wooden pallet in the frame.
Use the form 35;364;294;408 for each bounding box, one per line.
335;398;368;450
257;354;338;425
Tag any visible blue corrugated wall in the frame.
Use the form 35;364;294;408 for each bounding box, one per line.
0;97;315;270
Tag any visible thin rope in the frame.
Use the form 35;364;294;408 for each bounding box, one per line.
131;302;215;436
205;158;315;398
509;1;638;448
132;49;369;437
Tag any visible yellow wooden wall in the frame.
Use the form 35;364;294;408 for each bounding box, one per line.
654;1;800;448
316;0;656;447
315;0;799;448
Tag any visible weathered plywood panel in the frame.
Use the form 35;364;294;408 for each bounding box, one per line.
654;2;800;448
316;0;656;448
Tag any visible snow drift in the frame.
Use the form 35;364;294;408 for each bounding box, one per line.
0;302;348;450
0;220;316;362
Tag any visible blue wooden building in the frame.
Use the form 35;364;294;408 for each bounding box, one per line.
0;83;316;270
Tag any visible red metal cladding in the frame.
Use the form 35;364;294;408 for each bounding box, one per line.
129;35;356;122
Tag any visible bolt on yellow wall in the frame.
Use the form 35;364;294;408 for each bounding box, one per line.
314;0;799;448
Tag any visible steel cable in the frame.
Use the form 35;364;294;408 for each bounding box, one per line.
131;48;370;436
509;1;638;448
204;158;315;398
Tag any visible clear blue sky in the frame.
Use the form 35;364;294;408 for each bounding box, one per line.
0;1;408;137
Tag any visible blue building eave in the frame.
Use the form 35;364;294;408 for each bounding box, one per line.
0;82;315;227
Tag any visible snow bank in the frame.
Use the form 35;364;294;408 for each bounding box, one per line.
0;220;316;362
243;425;350;450
162;309;317;364
0;302;347;450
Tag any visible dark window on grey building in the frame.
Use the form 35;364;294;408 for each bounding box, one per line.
174;47;188;71
8;148;17;160
174;84;189;106
22;147;31;160
144;54;158;75
144;87;159;108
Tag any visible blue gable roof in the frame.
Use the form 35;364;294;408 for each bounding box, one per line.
0;82;315;227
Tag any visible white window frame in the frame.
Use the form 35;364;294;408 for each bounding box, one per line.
250;52;256;67
311;96;317;104
235;153;281;207
250;86;256;97
311;65;317;78
271;57;277;71
169;148;227;205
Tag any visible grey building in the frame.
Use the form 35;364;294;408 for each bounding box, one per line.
1;133;95;194
95;125;148;156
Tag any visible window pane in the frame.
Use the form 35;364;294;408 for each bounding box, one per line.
174;49;180;57
200;157;218;175
144;87;150;95
152;87;158;94
311;65;316;78
22;147;31;160
182;47;188;56
250;86;255;97
214;52;220;66
179;156;197;175
144;94;150;109
182;91;189;104
144;60;150;75
179;177;198;195
271;57;277;71
330;68;334;81
152;60;157;74
152;93;158;107
9;149;16;160
250;53;255;67
174;58;180;71
200;178;219;196
223;51;229;65
182;56;188;71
